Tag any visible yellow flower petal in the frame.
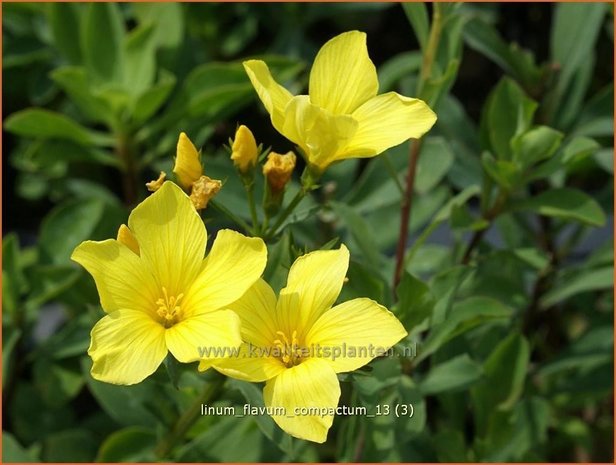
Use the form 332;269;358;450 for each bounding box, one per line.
128;182;206;298
183;229;267;315
343;92;437;159
165;309;242;363
71;239;158;315
264;358;340;443
279;245;349;338
282;95;357;170
306;298;407;373
226;279;279;347
309;31;378;115
116;224;140;255
243;60;293;136
206;343;286;382
88;309;167;385
173;132;202;189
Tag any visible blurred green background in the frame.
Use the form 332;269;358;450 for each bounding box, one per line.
2;2;614;463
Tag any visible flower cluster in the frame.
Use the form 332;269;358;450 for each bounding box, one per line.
73;30;435;444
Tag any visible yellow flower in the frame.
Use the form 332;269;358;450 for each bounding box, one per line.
72;182;267;385
201;245;407;443
243;31;437;172
173;132;203;190
263;151;296;192
230;125;258;172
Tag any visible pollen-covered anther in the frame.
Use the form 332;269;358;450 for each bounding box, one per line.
156;287;184;327
273;330;302;367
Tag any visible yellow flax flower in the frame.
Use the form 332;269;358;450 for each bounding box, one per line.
201;245;407;443
243;30;437;172
72;182;267;385
230;125;259;173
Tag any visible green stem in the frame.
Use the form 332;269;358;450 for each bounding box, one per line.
246;183;260;235
393;4;445;290
154;373;225;459
264;189;306;240
209;199;252;234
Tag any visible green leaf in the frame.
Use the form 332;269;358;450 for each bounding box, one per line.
26;265;80;308
414;137;455;194
417;296;513;363
39;197;105;264
47;3;82;63
50;67;115;125
472;333;530;436
82;3;125;83
434;428;468;462
96;427;156;462
2;329;21;390
540;266;613;308
331;201;382;272
132;70;176;124
463;17;541;92
2;233;28;316
123;24;157;96
378;51;422;92
4;109;113;146
539;326;613;377
511;126;563;167
513;187;606;227
228;379;293;455
33;360;84;408
420;354;483;395
481;152;521;191
42;429;97;462
81;358;162;427
551;3;607;101
561;136;600;164
402;3;429;50
2;432;39;462
133;2;184;49
395;272;435;330
480;78;537;160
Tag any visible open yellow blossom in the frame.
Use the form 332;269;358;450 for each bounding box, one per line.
72;181;267;385
201;245;407;443
243;30;437;172
231;125;258;172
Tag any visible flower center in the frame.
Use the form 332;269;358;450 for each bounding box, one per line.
156;287;184;328
273;330;303;367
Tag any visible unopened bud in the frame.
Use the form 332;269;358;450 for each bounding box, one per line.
173;132;203;190
230;125;258;173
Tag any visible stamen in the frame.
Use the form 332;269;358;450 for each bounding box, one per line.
156;287;184;327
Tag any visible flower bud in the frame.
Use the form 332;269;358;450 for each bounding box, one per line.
173;132;202;190
230;125;258;173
